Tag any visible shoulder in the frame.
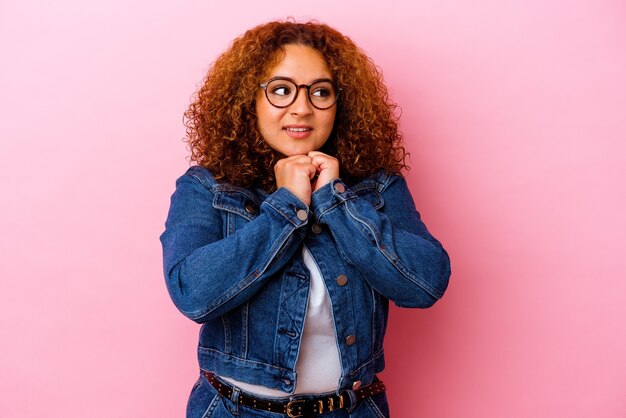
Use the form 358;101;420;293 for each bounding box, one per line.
176;165;265;206
178;165;219;190
357;169;405;193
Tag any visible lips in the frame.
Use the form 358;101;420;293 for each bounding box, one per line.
283;125;313;139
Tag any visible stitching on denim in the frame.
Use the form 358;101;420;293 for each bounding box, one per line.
352;184;384;210
188;171;211;190
316;200;344;220
345;347;385;377
344;202;443;300
201;392;222;418
198;225;298;320
378;245;443;299
214;187;261;203
263;199;304;227
240;302;249;358
221;313;231;354
316;191;361;221
273;265;309;365
188;167;264;208
214;193;258;221
273;271;289;366
184;214;299;321
198;347;294;374
375;171;394;194
344;202;382;246
226;212;234;237
179;170;307;321
365;397;386;418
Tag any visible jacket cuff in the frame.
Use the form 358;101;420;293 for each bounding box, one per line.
311;179;356;222
262;187;311;228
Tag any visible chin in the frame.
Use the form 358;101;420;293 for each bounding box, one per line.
280;147;316;156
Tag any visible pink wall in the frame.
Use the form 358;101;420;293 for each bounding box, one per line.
1;1;625;417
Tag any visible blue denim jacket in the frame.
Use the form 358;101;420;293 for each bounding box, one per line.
160;165;450;397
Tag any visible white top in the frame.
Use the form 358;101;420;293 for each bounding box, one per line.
221;246;342;397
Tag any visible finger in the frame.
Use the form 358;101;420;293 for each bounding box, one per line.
308;151;335;162
305;163;318;179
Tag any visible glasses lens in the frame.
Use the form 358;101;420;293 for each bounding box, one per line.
265;79;298;107
308;81;337;109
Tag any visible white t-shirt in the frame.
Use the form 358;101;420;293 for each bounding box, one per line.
221;246;342;396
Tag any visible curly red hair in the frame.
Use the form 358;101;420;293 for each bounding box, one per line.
184;20;408;190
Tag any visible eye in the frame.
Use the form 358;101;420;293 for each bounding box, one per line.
311;87;331;98
270;84;292;96
310;81;335;100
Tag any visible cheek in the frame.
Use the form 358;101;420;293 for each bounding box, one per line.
257;100;285;129
323;111;337;133
255;104;275;134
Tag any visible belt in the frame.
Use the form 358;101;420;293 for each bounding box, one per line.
203;371;385;417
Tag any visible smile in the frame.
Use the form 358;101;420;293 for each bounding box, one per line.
284;127;312;132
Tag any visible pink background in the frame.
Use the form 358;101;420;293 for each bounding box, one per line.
1;1;625;417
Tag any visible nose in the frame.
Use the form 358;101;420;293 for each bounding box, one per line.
289;86;314;116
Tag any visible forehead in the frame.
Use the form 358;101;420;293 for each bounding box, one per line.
264;44;332;81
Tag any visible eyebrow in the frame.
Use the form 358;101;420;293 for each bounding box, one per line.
268;76;334;84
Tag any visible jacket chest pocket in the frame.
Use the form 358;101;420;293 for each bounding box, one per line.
352;181;385;210
213;190;261;237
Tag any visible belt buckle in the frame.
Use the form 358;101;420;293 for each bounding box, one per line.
286;399;305;418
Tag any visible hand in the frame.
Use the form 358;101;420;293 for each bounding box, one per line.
274;155;317;206
308;151;340;192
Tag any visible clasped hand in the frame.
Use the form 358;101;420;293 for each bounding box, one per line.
274;151;339;207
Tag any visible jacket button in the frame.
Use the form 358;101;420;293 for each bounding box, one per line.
336;275;348;286
311;223;323;234
245;203;258;214
345;335;356;346
352;380;362;390
334;183;346;193
296;209;308;221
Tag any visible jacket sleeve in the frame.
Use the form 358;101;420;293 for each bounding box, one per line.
160;170;309;323
311;174;451;308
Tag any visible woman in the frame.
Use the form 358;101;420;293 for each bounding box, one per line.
161;20;451;418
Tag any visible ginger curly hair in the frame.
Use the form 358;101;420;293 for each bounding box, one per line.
184;20;408;191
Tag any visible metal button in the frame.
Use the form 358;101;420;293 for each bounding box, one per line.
336;275;348;286
311;223;323;234
245;203;258;214
296;209;308;221
352;380;362;390
334;183;346;193
283;379;292;386
345;335;356;346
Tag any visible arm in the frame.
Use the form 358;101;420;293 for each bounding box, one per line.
160;169;309;323
311;174;451;308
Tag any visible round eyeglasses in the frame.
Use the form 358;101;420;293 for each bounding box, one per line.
259;77;341;110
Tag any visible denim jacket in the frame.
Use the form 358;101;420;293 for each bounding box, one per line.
160;165;450;397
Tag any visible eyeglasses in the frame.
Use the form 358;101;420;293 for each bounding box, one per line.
259;77;341;110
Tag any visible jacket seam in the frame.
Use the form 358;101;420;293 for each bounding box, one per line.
190;223;297;321
346;347;385;378
199;348;294;374
344;202;443;300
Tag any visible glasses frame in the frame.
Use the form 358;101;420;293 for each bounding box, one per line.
259;77;341;110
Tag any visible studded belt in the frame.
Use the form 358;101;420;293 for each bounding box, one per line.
203;371;385;417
